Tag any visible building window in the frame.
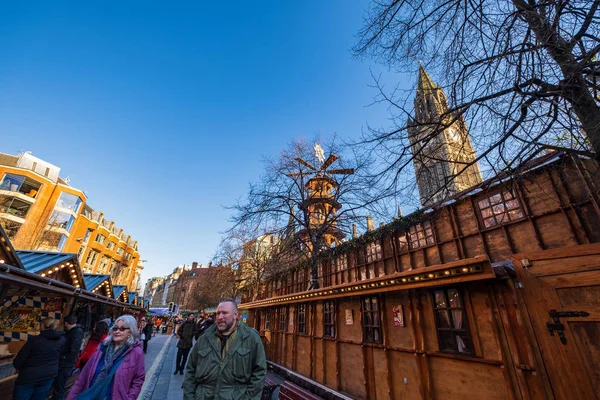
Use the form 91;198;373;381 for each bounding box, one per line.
432;288;473;355
95;234;106;244
0;174;41;198
298;304;307;334
366;241;382;263
85;249;99;267
0;197;33;219
55;192;82;213
98;255;110;273
362;295;382;343
478;191;524;228
279;306;287;332
48;211;75;232
408;220;435;249
323;300;335;338
265;310;271;330
83;229;92;243
116;247;124;256
38;232;67;252
397;234;409;252
0;220;21;239
107;241;116;250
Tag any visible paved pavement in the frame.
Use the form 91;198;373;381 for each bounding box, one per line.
137;333;184;400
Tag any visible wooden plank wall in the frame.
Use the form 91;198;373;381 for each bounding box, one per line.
245;156;600;399
252;282;553;399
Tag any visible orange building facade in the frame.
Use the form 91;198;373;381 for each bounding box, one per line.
0;151;142;290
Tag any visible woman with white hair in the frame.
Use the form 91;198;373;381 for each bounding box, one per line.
66;315;145;400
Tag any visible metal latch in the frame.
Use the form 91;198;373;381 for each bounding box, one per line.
546;309;590;344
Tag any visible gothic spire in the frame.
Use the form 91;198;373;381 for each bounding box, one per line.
417;63;437;93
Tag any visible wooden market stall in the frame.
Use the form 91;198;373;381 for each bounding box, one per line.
241;152;600;400
0;228;143;397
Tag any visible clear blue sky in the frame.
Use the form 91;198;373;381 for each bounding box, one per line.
0;1;405;288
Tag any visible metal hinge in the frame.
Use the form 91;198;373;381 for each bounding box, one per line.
546;309;590;344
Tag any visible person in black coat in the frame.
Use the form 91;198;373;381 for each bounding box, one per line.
52;314;83;400
12;317;65;400
142;318;154;354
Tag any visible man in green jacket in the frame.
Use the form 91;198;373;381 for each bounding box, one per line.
183;300;266;400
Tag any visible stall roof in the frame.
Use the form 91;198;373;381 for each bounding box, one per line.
17;251;78;274
83;274;111;291
16;250;84;289
128;292;138;304
113;285;127;299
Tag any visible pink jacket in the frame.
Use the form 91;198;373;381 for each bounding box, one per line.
66;341;145;400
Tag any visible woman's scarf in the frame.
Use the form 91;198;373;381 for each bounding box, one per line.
93;341;129;385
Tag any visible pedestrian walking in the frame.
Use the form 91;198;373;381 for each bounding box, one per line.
66;315;145;400
12;317;65;400
141;318;154;354
174;313;197;375
52;314;84;400
183;300;266;400
75;320;109;369
194;313;214;340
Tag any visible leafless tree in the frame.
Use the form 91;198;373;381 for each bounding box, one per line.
229;138;382;290
354;0;600;204
214;224;299;302
189;265;239;311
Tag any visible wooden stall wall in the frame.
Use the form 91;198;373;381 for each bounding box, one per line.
245;155;600;399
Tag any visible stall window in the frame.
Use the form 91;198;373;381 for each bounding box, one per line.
366;241;382;263
265;309;271;330
279;306;287;332
477;191;524;228
362;295;382;343
432;288;473;355
408;220;435;249
323;300;335;338
298;304;307;334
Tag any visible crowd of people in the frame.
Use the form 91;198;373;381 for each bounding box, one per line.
11;301;267;400
12;314;145;400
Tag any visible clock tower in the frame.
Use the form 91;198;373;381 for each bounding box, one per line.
407;65;482;206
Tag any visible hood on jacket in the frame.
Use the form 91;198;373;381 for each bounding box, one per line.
40;329;62;340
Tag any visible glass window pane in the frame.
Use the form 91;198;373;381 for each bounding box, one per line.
438;331;455;351
447;289;461;307
508;209;524;220
436;310;451;328
505;199;519;210
491;193;502;204
503;191;514;200
484;217;496;228
455;333;471;354
481;208;492;218
56;192;82;213
373;328;381;342
478;198;489;208
433;291;446;308
0;174;25;191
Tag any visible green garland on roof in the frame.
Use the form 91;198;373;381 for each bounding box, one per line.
321;209;426;259
267;209;427;280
